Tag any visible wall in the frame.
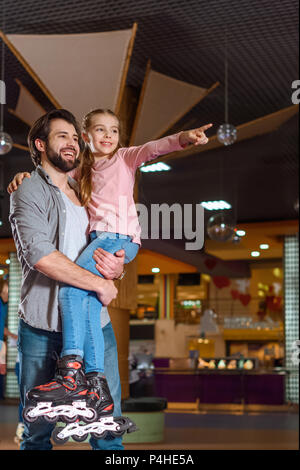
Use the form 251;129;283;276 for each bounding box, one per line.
154;318;225;358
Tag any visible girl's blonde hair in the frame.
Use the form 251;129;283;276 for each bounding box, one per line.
79;109;121;206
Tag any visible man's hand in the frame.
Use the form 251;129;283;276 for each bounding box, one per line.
179;123;213;147
34;250;118;306
93;248;125;280
7;172;31;194
96;279;118;306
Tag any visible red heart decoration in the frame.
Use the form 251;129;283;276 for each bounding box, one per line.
266;296;282;311
204;259;217;270
213;276;230;289
239;294;251;306
231;289;239;300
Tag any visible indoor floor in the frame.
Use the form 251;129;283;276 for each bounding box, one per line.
0;401;298;451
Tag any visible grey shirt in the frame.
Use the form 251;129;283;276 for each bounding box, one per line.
9;165;110;332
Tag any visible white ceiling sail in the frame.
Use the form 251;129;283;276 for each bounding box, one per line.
10;80;46;126
131;68;211;146
7;28;134;123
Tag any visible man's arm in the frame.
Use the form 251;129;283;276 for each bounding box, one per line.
35;251;117;306
9;180;117;305
8;173;125;281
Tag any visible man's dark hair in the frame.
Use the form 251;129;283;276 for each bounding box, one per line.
28;109;84;167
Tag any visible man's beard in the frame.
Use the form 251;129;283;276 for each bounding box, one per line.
45;141;79;173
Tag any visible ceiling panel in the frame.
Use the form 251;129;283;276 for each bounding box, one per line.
0;0;298;244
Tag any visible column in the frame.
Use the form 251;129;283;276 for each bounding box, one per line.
284;234;299;404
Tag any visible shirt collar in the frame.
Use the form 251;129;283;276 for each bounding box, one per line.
37;165;80;195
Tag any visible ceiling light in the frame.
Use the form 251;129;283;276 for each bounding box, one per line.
0;269;4;275
5;259;10;264
140;162;171;172
151;267;160;273
236;230;246;237
201;200;232;210
259;244;269;250
251;251;260;257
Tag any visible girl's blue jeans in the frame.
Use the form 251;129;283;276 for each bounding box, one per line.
18;319;124;450
58;231;139;373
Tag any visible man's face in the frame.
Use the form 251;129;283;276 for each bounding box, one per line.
43;119;80;172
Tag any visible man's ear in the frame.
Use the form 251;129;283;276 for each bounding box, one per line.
35;138;46;152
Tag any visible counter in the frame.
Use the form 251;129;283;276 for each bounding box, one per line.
153;366;287;405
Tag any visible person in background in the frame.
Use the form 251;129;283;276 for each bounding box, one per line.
0;278;18;400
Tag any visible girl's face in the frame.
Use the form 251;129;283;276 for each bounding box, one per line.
84;113;120;158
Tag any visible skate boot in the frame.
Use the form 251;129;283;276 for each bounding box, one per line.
86;372;114;419
23;355;98;424
51;373;138;444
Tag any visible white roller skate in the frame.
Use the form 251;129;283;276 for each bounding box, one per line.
51;416;138;444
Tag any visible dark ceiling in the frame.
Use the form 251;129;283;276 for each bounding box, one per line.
0;0;299;243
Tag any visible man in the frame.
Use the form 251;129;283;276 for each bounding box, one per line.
9;109;126;450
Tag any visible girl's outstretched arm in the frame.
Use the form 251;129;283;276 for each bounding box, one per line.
179;123;213;147
122;123;213;170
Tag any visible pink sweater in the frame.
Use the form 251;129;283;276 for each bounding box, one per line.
72;133;184;245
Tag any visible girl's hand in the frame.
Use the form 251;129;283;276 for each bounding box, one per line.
180;123;213;147
7;172;31;194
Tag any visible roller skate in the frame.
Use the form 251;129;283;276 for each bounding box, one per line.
51;415;138;444
85;372;115;418
23;355;98;424
51;372;138;444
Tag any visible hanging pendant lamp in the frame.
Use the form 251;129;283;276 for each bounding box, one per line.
0;3;13;155
217;31;237;146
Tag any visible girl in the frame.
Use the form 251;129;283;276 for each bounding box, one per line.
11;109;212;425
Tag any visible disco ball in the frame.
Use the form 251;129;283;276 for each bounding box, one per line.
0;131;13;155
231;234;241;244
207;212;236;242
217;123;237;146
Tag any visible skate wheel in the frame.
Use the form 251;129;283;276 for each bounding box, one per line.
44;414;58;423
51;426;69;445
82;408;97;423
114;416;138;434
92;430;108;439
72;432;88;442
62;414;78;424
22;407;38;423
111;428;126;437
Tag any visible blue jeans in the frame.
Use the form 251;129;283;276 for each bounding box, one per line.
18;319;124;450
59;232;139;373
